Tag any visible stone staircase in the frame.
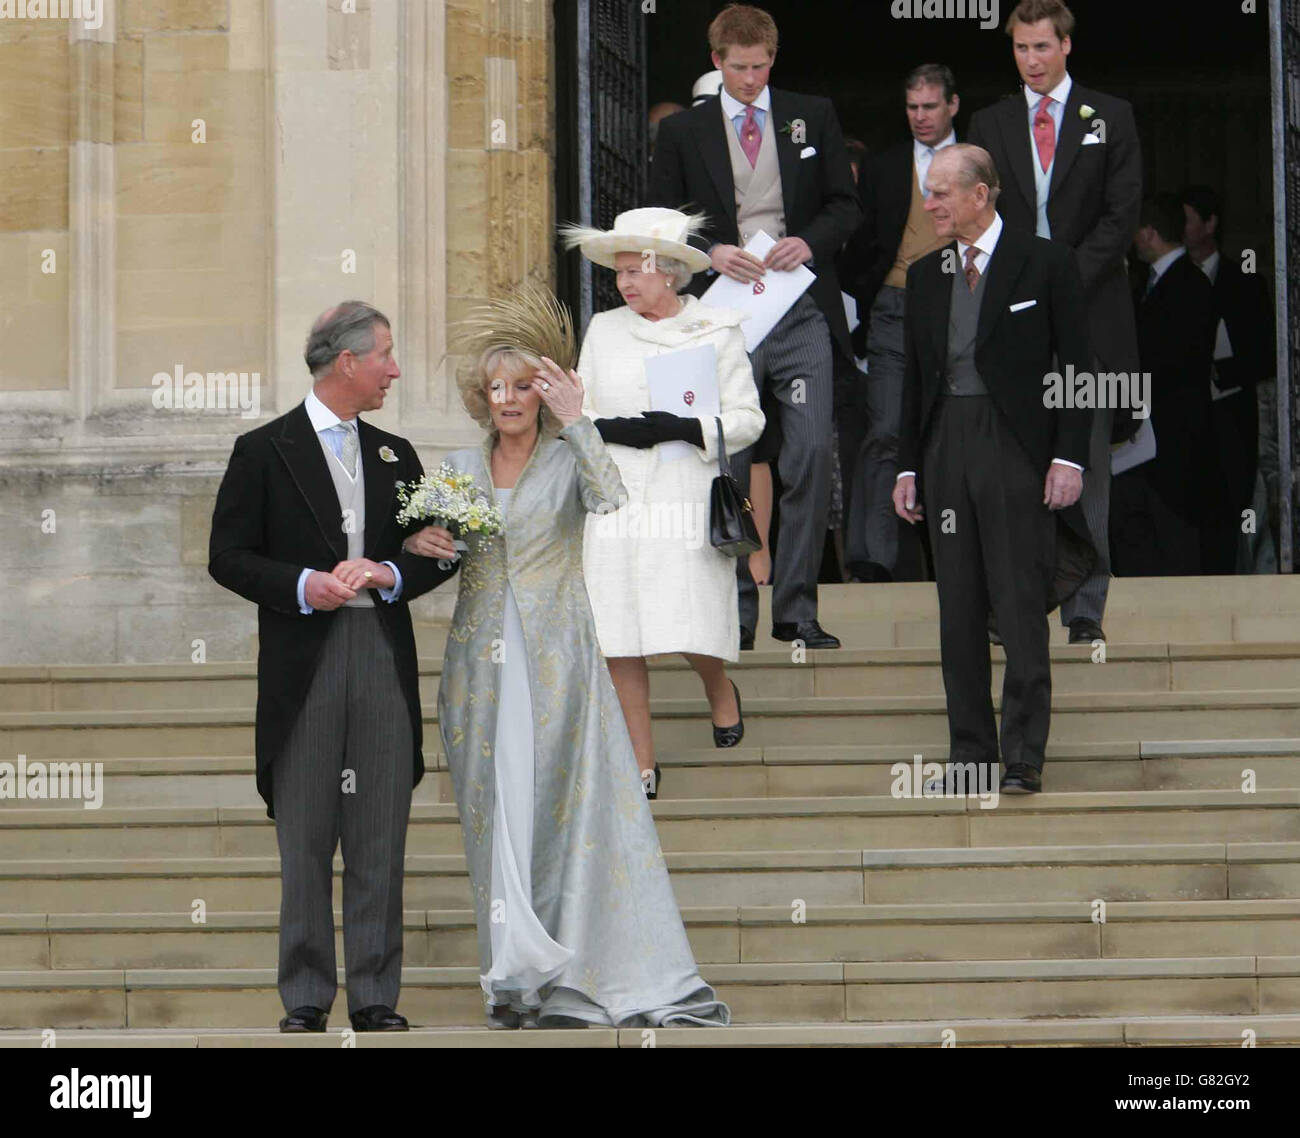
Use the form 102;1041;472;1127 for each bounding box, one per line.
1;577;1299;1047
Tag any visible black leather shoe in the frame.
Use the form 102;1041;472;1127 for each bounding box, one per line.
641;763;662;800
1000;764;1042;794
739;626;754;651
349;1005;409;1032
712;680;744;748
279;1006;328;1033
1068;618;1105;644
771;621;841;650
988;616;1003;646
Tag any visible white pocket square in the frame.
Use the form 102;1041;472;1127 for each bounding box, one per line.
1009;300;1037;313
800;145;817;158
1081;134;1103;146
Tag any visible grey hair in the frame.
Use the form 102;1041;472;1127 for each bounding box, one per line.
304;301;391;377
934;143;1001;205
654;255;693;292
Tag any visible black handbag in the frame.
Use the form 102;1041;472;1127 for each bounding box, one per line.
709;417;762;557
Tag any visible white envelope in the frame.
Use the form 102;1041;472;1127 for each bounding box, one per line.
699;230;816;352
1111;417;1156;474
645;344;719;463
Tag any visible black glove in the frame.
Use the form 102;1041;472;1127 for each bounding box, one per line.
594;411;704;449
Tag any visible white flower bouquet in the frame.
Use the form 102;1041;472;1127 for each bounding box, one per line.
396;463;504;568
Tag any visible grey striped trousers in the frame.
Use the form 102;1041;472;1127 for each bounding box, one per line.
733;291;835;630
272;607;414;1016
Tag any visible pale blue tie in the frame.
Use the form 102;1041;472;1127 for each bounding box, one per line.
335;421;358;477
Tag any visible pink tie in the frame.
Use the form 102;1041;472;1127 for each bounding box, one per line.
740;105;761;168
1033;96;1056;172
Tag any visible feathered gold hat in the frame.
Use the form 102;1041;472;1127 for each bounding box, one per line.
450;279;578;373
559;207;712;273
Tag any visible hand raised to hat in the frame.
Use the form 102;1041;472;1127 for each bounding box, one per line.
533;356;584;427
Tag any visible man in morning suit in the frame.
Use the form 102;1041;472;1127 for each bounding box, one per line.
968;0;1142;644
208;302;459;1033
1182;184;1277;574
1111;195;1217;577
893;145;1095;796
649;2;861;651
840;63;960;584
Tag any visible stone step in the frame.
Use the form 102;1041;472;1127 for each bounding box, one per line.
5;950;1300;1029
3;840;1299;916
2;789;1297;860
4;689;1299;758
7;643;1299;712
4;1014;1297;1046
14;739;1300;808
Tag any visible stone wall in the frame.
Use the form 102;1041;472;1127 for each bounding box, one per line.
0;0;556;665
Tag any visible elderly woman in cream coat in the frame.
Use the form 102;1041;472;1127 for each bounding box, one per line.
564;208;765;798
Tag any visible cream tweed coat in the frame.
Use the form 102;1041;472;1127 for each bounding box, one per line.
579;294;765;661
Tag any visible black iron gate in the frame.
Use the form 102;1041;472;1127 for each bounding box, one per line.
554;0;649;333
1274;0;1298;570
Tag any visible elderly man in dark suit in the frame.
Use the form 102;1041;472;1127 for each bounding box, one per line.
893;145;1095;796
840;63;961;584
209;302;459;1033
649;2;861;651
968;0;1142;645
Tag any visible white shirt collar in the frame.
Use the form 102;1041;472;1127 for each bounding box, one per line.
720;84;771;120
914;130;956;162
956;212;1004;272
1024;72;1072;112
305;388;356;433
1197;249;1221;283
1149;245;1187;283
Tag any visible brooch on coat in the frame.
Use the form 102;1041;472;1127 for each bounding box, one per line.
678;319;713;334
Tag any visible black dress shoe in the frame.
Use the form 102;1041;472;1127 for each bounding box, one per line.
349;1005;409;1032
771;621;841;649
641;763;661;800
1068;618;1106;644
988;616;1003;646
279;1006;328;1033
1000;764;1042;794
712;680;744;748
739;626;755;651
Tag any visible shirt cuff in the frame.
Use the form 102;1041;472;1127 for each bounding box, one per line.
296;567;314;615
377;560;403;602
1051;458;1084;472
896;470;917;481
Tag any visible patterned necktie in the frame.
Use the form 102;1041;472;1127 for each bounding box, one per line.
964;245;981;293
337;421;358;477
1033;96;1056;172
740;104;761;168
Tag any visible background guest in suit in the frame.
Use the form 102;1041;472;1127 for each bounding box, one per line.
840;63;960;584
208;302;459;1034
1181;184;1278;574
968;0;1142;644
649;2;861;651
1111;194;1217;577
893;145;1094;796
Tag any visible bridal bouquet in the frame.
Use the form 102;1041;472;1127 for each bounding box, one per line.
396;463;503;568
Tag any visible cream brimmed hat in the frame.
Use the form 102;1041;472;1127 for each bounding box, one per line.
560;207;713;274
